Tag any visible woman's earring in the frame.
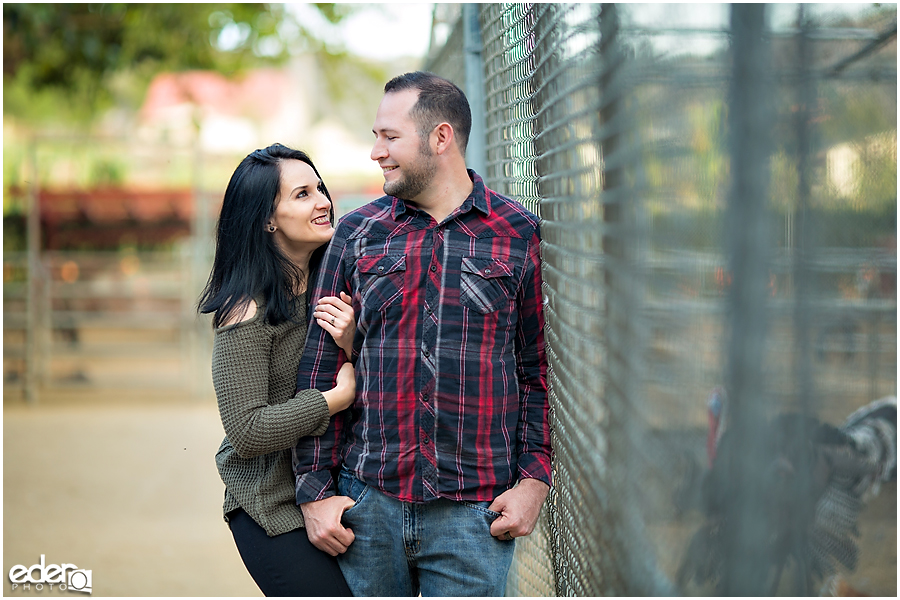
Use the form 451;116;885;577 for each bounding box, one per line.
268;225;276;233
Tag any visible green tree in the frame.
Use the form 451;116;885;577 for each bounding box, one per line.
2;3;351;124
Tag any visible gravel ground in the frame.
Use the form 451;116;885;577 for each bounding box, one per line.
3;395;262;597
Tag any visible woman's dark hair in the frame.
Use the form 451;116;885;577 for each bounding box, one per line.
384;71;471;155
198;143;334;328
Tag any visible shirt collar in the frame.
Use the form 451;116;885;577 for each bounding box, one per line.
390;170;491;221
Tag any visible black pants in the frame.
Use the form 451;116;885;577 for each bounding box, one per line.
228;508;352;597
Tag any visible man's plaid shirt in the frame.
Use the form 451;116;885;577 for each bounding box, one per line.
293;171;552;504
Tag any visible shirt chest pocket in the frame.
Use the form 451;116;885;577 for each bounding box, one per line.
357;254;406;312
459;256;515;315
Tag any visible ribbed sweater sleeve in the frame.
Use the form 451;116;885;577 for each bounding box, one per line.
212;310;330;459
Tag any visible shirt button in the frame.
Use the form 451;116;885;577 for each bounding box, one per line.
423;434;430;444
377;266;384;272
426;307;433;315
484;268;492;275
423;349;430;358
423;392;429;400
430;265;437;272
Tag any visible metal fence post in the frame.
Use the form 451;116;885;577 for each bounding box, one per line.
462;4;487;176
722;3;776;595
793;3;816;418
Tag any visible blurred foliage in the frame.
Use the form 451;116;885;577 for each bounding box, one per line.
89;158;127;186
2;3;352;124
687;100;727;208
640;3;896;255
1;1;396;223
3;213;26;254
313;3;356;24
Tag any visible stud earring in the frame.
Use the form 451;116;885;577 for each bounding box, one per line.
268;225;276;232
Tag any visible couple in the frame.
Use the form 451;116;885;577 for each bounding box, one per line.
200;71;553;597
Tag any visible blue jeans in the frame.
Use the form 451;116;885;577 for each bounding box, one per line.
337;469;516;596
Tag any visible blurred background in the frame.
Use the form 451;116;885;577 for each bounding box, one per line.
3;3;433;596
3;2;897;597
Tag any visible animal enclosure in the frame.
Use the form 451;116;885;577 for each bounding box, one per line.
426;3;896;596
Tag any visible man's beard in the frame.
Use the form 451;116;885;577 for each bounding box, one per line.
384;139;438;200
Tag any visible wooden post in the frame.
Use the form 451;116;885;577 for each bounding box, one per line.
24;137;41;404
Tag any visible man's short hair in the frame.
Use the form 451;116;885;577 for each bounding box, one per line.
384;71;472;155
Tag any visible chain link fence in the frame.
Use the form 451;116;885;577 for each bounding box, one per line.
428;3;896;596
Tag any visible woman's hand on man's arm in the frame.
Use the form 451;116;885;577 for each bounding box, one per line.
314;291;356;358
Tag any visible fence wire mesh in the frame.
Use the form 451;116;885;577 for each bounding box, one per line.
428;2;896;596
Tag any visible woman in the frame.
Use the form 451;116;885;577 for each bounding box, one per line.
198;143;356;596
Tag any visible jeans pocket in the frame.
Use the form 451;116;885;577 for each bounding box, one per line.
459;500;502;521
338;469;369;517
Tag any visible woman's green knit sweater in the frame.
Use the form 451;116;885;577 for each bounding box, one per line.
212;299;330;537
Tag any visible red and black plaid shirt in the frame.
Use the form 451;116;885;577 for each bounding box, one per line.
293;171;552;504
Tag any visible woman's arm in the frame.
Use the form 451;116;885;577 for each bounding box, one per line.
212;300;351;459
320;362;355;415
313;293;357;413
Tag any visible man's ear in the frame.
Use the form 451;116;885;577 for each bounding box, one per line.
432;122;455;155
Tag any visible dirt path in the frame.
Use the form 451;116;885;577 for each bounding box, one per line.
3;397;262;597
4;393;896;597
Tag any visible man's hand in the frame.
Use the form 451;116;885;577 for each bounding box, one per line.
488;478;550;541
299;496;356;556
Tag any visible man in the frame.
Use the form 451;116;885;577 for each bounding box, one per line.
293;71;552;596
